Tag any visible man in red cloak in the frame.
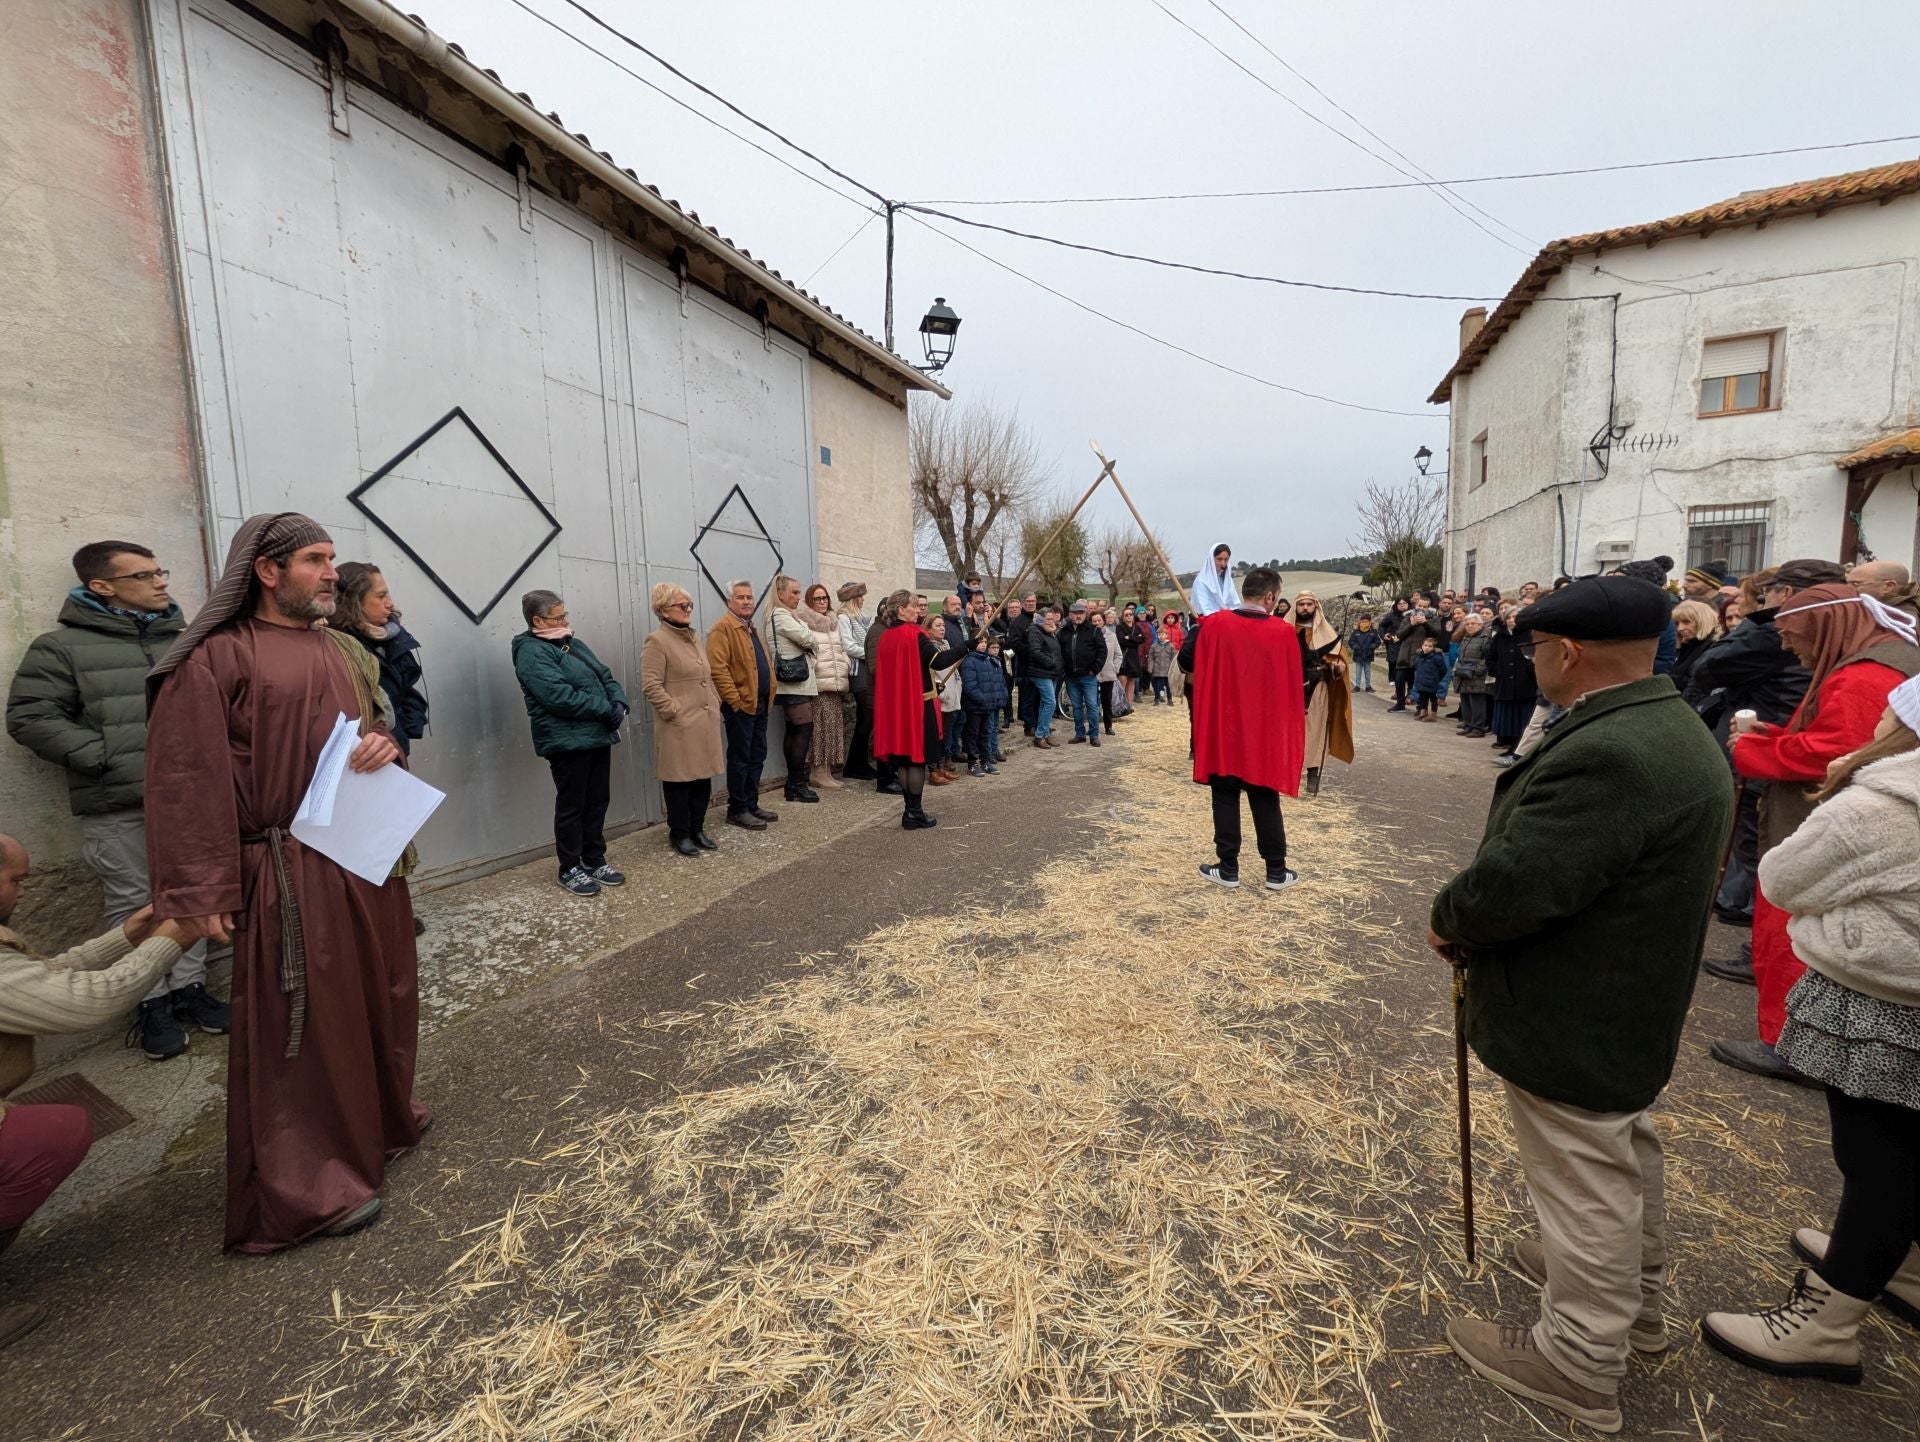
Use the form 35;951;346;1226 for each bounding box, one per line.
145;513;429;1251
870;590;967;830
1176;565;1305;891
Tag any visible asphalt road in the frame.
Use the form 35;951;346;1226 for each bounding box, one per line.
2;697;1912;1441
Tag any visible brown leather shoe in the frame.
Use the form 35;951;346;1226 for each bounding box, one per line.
0;1302;47;1352
1512;1240;1670;1354
929;769;953;785
1447;1316;1622;1433
727;811;768;831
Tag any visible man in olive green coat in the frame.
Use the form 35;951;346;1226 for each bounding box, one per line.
5;541;221;1062
1429;577;1732;1435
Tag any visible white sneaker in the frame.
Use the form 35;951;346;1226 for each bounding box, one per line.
1197;864;1240;889
1700;1269;1871;1383
1265;869;1301;892
1792;1228;1920;1328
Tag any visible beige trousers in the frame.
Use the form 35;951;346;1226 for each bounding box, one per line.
1503;1081;1668;1393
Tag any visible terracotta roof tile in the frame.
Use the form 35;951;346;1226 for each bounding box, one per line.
1429;157;1920;404
1838;428;1920;471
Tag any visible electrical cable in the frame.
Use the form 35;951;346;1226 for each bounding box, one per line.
1200;0;1536;249
902;210;1433;418
900;204;1499;301
910;133;1920;207
503;0;879;215
548;0;889;205
800;211;880;289
1150;0;1534;255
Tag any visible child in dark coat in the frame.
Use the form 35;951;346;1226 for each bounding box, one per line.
1411;636;1447;721
960;636;1011;775
1347;617;1380;693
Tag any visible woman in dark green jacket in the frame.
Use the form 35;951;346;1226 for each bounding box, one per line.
512;589;630;897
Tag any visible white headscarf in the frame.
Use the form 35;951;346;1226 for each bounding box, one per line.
1192;543;1237;616
1890;673;1920;736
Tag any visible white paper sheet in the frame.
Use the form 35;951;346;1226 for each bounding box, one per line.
290;713;446;885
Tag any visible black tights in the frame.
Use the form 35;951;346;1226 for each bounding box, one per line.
900;763;928;812
1818;1086;1920;1300
781;700;814;791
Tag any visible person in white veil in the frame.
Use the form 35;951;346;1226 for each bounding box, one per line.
1192;543;1237;617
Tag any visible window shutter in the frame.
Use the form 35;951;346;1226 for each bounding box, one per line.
1701;334;1772;379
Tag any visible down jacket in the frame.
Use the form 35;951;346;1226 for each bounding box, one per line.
1760;748;1920;1007
6;591;186;815
511;631;628;758
960;649;1010;711
808;616;852;693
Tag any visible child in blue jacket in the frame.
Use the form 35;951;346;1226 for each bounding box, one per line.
1411;636;1448;721
960;636;1011;775
1347;616;1380;692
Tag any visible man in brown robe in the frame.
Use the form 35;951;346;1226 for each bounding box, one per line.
145;513;428;1253
1293;591;1354;798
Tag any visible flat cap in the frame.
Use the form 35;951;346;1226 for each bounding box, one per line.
1771;558;1847;591
1517;575;1670;640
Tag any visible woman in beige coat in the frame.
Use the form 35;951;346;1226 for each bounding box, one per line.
639;583;725;857
803;583;850;788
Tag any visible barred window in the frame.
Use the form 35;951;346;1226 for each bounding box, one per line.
1687;503;1770;576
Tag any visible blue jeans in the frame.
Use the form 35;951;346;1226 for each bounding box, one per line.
1352;660;1374;691
1066;675;1100;739
1030;678;1058;739
1150;676;1172;703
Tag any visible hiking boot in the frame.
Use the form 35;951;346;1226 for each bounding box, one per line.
1512;1239;1670;1354
1446;1316;1623;1433
1703;951;1755;985
130;995;188;1061
1198;864;1240;890
1701;1269;1870;1383
1792;1229;1920;1329
557;865;601;897
727;811;768;831
590;864;626;886
170;982;231;1035
1710;1037;1818;1087
0;1303;47;1352
323;1197;384;1238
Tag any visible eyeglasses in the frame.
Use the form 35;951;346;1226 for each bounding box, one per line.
108;569;169;583
665;600;692;611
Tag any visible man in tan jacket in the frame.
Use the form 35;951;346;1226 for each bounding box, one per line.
707;580;778;831
0;832;201;1349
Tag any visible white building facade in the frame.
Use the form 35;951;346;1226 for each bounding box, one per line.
1430;160;1920;593
2;0;942;915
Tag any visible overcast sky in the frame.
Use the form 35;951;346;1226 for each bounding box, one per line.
439;0;1918;570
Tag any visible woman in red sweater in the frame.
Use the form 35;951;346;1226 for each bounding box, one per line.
1712;584;1920;1081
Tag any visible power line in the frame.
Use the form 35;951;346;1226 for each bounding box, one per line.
900;204;1499;301
800;211;880;288
1200;0;1536;249
911;133;1920;207
549;0;888;205
1150;0;1533;256
903;211;1433;418
504;0;878;216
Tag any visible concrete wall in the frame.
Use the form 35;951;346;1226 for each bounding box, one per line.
0;0;205;940
810;363;912;600
1445;196;1920;587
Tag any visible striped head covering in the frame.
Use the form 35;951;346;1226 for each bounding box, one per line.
148;512;331;702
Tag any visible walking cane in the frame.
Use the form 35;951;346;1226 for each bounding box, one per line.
1452;957;1477;1265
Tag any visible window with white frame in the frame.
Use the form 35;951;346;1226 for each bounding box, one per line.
1469;430;1488;490
1464;549;1478;598
1698;333;1777;417
1687;502;1770;575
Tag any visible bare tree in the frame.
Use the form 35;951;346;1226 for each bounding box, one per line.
1091;525;1131;602
910;397;1048;584
1019;501;1091;609
1351;478;1446;596
1118;528;1174;604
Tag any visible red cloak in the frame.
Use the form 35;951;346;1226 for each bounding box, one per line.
1190;609;1306;796
872;623;938;762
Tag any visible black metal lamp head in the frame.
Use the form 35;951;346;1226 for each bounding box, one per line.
919;297;960;371
1414;445;1433;476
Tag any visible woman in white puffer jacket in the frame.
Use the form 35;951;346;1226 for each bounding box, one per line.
1701;673;1920;1386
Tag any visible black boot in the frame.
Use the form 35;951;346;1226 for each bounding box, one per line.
903;804;938;830
673;836;702;857
1304;767;1321;798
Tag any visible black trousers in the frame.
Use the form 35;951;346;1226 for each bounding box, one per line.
1817;1086;1920;1300
1099;680;1115;731
1716;779;1762;917
661;777;712;841
1392;666;1412;706
1209;776;1286;875
722;703;769;815
845;685;876;779
549;746;612;873
962;709;993;762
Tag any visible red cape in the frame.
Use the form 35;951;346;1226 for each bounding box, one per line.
1190;608;1305;796
872;623;938;762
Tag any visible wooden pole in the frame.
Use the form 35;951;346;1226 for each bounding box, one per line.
1453;961;1477;1266
978;457;1115;633
1090;442;1194;616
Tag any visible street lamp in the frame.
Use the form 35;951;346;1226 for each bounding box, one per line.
1414;445;1433;476
918;297;960;373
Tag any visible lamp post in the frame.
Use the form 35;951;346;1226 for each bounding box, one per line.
918;297;960;373
1414;445;1433;476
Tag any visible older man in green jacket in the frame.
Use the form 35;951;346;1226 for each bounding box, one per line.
1429;577;1733;1435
